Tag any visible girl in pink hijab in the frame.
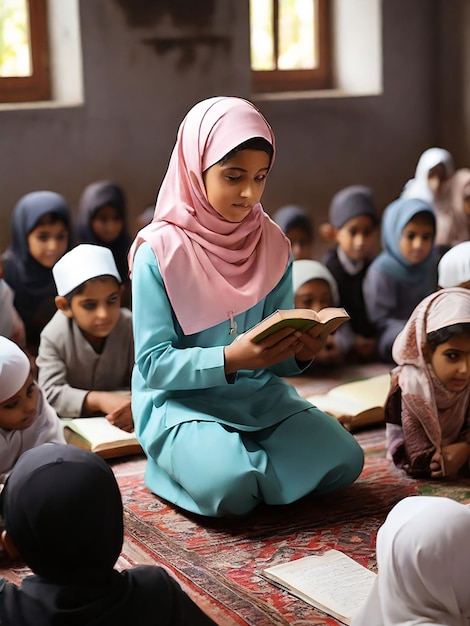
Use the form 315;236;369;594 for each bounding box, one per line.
128;96;363;518
385;287;470;478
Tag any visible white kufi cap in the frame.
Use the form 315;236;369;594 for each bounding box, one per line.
0;337;30;403
53;244;122;296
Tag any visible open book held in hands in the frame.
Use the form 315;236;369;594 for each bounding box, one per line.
240;307;350;344
307;373;390;432
262;549;376;625
62;417;143;459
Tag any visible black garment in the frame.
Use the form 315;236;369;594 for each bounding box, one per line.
0;567;216;626
323;248;376;338
0;444;216;626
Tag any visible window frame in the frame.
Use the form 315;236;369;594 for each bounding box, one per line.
0;0;51;103
251;0;332;94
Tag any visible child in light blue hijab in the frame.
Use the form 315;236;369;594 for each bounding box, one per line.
362;197;437;362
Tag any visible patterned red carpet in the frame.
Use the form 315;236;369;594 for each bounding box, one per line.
111;428;470;626
3;362;470;624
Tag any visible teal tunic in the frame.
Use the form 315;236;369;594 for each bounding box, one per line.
131;243;364;517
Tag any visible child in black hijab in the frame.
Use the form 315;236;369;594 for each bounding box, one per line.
0;444;217;626
76;181;132;307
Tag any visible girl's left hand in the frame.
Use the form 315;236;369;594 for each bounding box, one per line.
294;328;328;362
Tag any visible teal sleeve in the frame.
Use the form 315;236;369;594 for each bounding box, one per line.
132;244;229;391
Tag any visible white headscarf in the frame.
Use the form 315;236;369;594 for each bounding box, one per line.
292;259;339;305
352;496;470;626
402;148;454;203
438;241;470;288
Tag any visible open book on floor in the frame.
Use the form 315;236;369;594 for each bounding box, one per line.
62;417;143;459
306;373;391;432
261;549;376;625
240;307;350;344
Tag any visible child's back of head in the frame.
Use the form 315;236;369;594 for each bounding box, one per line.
0;443;217;625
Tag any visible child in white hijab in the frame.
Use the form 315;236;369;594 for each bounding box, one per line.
0;336;64;483
401;147;455;255
438;241;470;289
292;259;355;366
352;495;470;626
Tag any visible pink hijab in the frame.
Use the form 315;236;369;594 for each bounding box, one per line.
129;96;290;335
392;288;470;468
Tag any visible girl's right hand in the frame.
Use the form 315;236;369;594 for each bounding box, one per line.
224;327;304;374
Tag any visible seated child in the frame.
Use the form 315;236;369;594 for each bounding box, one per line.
320;185;379;361
36;244;134;431
445;168;470;247
385;288;470;478
0;260;25;348
0;443;217;625
352;495;470;626
0;337;65;483
293;259;355;366
363;197;437;363
401;147;455;256
2;191;71;355
272;204;314;260
438;240;470;289
76;180;132;307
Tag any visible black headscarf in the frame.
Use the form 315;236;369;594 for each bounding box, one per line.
0;444;216;626
76;181;132;283
2;191;71;351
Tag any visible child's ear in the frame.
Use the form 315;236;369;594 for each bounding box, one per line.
55;296;73;318
1;530;22;561
319;222;337;242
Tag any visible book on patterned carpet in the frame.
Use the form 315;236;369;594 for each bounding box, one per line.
240;307;350;344
62;417;143;459
261;549;376;625
306;373;390;432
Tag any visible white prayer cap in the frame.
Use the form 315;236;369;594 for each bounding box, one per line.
0;336;30;403
438;241;470;288
53;244;122;296
292;259;339;305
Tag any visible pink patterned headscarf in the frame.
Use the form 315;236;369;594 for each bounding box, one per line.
392;288;470;466
129;96;290;335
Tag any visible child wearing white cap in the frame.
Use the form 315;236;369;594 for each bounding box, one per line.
0;336;65;482
293;259;355;366
36;244;134;432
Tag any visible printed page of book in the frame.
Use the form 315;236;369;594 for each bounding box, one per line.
262;549;376;625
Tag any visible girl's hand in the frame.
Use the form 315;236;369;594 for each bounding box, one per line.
293;327;329;363
441;442;470;479
430;451;444;478
224;327;304;374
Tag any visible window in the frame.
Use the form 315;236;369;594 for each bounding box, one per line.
250;0;331;93
0;0;50;103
